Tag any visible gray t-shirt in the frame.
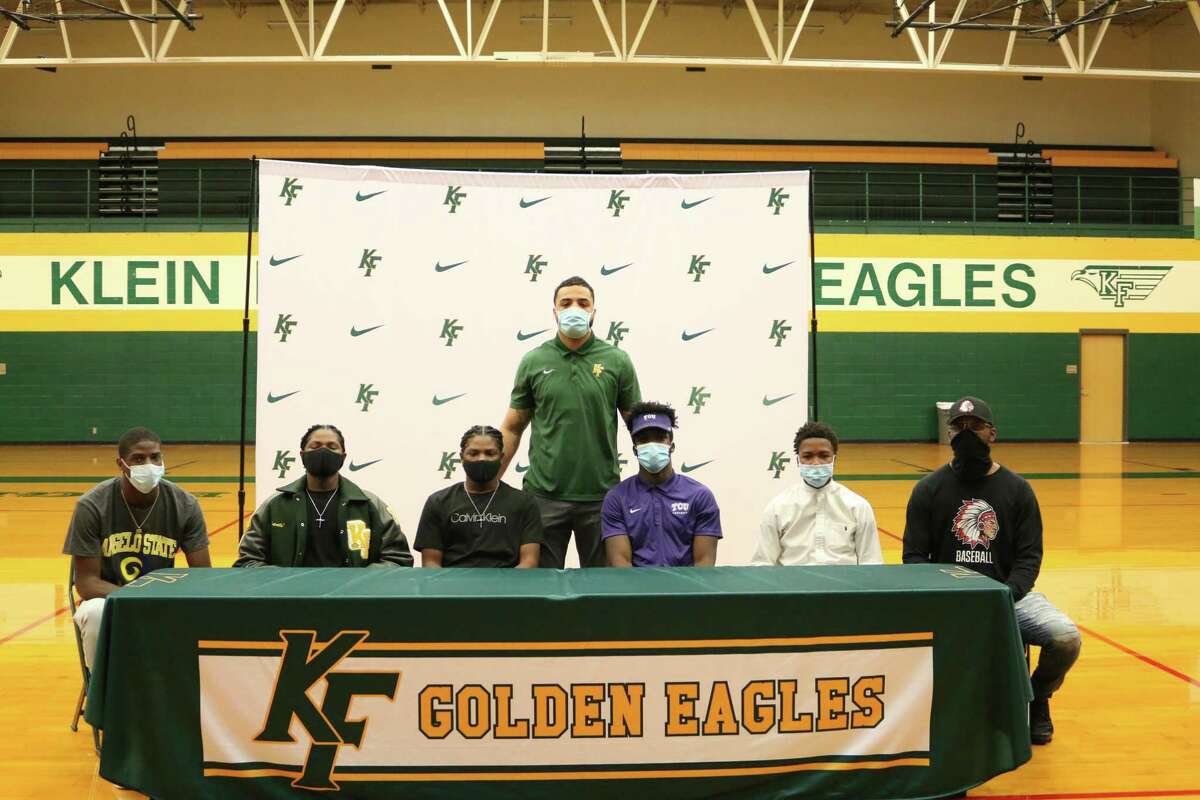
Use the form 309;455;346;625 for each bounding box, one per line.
62;478;209;586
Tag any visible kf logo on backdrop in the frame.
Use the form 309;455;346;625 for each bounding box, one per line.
770;319;792;347
255;631;398;791
357;384;379;412
769;451;791;479
688;255;710;283
607;190;630;217
525;255;547;282
688;386;711;415
279;178;303;206
606;322;629;347
444;186;467;213
439;452;462;479
441;319;464;346
768;187;789;215
275;314;298;342
358;249;381;277
273;450;296;478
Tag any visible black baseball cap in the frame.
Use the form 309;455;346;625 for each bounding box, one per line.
949;396;994;425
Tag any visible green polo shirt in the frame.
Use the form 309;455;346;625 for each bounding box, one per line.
510;334;641;502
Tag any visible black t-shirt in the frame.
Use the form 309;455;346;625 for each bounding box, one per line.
302;488;344;567
902;464;1044;601
414;482;544;568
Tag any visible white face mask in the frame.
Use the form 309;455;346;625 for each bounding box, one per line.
122;459;165;494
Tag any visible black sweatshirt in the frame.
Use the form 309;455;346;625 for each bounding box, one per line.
902;463;1043;602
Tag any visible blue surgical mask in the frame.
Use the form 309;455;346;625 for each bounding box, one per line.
635;443;671;474
557;307;591;338
800;458;834;489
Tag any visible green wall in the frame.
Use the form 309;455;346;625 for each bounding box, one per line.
1;332;1196;442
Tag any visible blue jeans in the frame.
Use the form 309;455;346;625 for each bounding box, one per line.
1015;591;1082;700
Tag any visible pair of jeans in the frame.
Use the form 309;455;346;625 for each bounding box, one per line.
1015;591;1082;700
532;496;605;568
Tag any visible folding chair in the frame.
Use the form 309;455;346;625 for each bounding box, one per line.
67;561;101;756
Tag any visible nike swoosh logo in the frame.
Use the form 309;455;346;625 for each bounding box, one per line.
348;458;383;471
519;196;551;208
681;460;713;473
434;260;468;273
515;463;529;473
762;393;796;406
681;197;712;210
517;328;549;341
681;328;714;342
356;190;386;202
600;263;633;276
542;368;555;375
762;260;795;274
629;507;643;514
266;391;300;403
268;255;301;266
432;393;467;406
350;324;384;337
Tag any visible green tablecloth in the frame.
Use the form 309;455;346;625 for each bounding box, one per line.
87;564;1031;799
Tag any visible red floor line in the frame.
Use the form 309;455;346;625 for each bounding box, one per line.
1077;623;1200;689
980;790;1200;799
0;513;246;647
0;606;69;646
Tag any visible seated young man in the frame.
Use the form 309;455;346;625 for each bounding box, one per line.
235;423;413;567
62;427;211;668
415;425;542;568
753;421;882;566
601;402;722;567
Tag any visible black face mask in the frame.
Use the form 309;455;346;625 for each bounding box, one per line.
463;458;501;485
950;429;992;481
302;448;345;478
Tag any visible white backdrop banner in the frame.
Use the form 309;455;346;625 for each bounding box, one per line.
256;159;811;565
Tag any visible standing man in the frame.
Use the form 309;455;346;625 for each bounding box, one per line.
753;421;882;566
903;396;1081;745
415;425;543;568
601;402;722;567
235;423;413;567
63;427;212;668
499;276;641;568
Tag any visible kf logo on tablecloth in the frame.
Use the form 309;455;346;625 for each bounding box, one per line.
279;178;303;206
358;249;381;277
769;451;790;478
275;314;298;342
255;631;399;792
768;187;789;215
606;321;629;347
688;255;710;283
525;255;547;282
273;450;296;478
439;451;462;479
356;384;379;411
444;186;467;213
440;319;464;346
770;319;792;347
607;190;630;217
688;386;711;415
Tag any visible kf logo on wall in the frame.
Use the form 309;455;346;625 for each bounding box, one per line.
357;384;379;411
444;186;467;213
280;178;303;206
272;450;296;478
358;249;381;277
275;314;298;342
254;631;399;791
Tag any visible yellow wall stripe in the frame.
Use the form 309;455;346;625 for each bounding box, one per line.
0;310;258;332
816;311;1200;333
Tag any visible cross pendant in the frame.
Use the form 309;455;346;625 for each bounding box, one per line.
315;516;325;527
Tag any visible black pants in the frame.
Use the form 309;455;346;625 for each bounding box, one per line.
532;496;605;568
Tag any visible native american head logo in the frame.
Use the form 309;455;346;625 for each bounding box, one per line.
952;499;1000;550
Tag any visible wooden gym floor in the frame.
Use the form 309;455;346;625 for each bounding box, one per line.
0;442;1197;800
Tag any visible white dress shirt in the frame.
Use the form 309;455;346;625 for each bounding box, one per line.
752;479;883;566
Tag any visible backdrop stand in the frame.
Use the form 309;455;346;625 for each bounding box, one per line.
237;156;258;538
809;172;819;421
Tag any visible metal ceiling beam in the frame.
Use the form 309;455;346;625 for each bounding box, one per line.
891;0;935;36
894;0;930;62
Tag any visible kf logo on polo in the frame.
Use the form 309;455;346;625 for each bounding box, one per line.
441;319;464;346
607;190;630;217
254;631;399;791
525;255;547;282
444;186;467;213
357;384;379;411
770;319;792;347
358;249;382;277
279;178;303;206
274;314;298;342
768;187;789;215
273;450;296;478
